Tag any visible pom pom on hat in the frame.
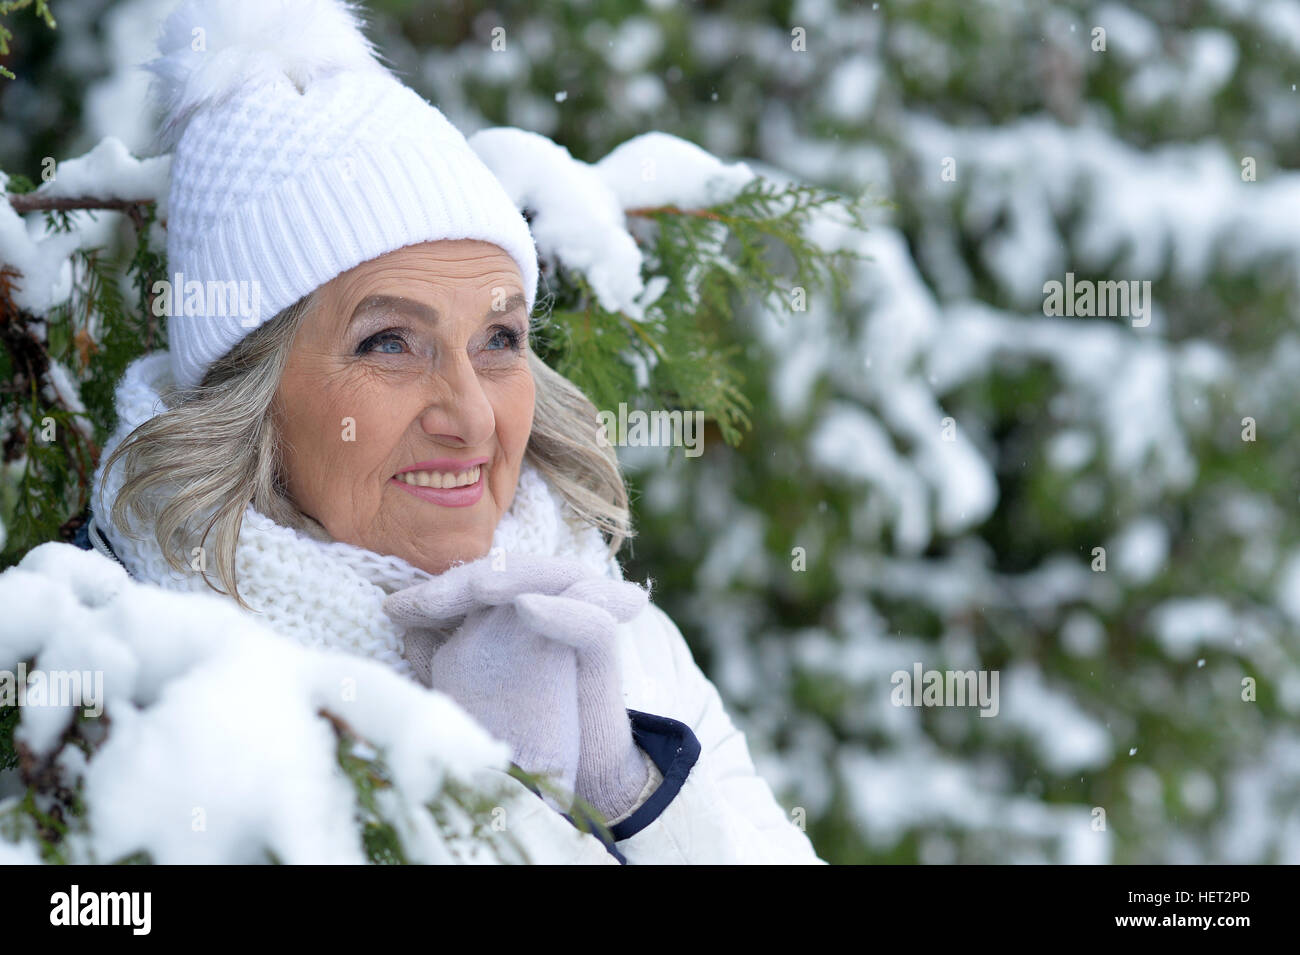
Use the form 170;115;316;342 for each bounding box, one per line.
147;0;386;152
144;0;540;391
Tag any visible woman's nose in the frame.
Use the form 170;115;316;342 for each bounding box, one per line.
417;353;495;446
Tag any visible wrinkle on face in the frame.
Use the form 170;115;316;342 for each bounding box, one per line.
272;239;535;575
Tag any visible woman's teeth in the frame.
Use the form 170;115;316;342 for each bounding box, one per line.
396;465;481;489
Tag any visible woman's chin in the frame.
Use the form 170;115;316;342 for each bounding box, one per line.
398;537;494;576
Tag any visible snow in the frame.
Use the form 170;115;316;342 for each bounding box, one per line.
838;742;1108;862
487;0;1300;866
759;103;890;191
1260;0;1300;57
0;173;81;314
906;113;1300;297
505;92;560;138
595;130;756;210
696;509;768;592
998;663;1113;774
1092;4;1161;62
0;138;168;315
42;361;95;443
13;0;1298;865
882;377;999;536
1185;29;1240;99
1059;610;1106;658
0;830;42;864
621;74;667;113
750;263;835;419
35;136;170;203
777;224;1001;552
935;304;1199;501
825;55;880;122
1181;769;1218;815
81;0;180;155
477;43;528;84
605;16;664;72
1110;516;1170;585
1273;549;1300;625
0;543;600;864
469;127;648;319
1149;597;1239;660
1046;429;1096;472
1214;731;1300;863
810;401;932;554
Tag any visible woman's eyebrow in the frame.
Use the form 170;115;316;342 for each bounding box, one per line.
348;293;526;326
348;295;438;326
491;292;528;319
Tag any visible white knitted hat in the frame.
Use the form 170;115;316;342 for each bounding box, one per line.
146;0;539;391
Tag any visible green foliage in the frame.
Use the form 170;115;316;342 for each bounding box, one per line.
0;700;95;864
0;202;164;566
0;0;56;80
0;100;862;862
75;207;168;439
0;700;17;772
0;174;860;565
3;172;35;194
8;0;1294;866
533;177;871;452
334;730;411;865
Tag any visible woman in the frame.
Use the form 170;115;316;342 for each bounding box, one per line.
82;0;823;864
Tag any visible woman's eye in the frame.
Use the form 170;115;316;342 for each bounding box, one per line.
487;326;523;352
357;332;407;355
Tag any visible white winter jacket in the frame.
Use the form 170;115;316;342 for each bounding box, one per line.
78;352;825;865
577;599;825;863
436;599;827;864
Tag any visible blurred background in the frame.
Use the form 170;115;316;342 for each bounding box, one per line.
3;0;1299;863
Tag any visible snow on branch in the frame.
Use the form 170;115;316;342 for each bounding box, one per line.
0;542;606;864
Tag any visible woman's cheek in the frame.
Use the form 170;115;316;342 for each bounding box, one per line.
493;368;536;441
302;398;360;507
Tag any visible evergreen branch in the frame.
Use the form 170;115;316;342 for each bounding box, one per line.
539;176;872;451
0;195;164;562
320;707;411;865
321;706;543;865
0;263;101;554
1;688;97;863
7;194;155;231
3;172;35;194
2;695;552;864
626;203;728;221
622;310;669;361
0;700;18;772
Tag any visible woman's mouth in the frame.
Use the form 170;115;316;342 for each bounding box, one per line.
390;463;486;507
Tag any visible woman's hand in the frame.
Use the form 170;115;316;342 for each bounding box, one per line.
383;554;651;821
511;575;653;824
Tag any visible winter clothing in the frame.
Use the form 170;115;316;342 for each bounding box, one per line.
383;553;653;821
85;353;826;863
90;352;618;682
146;0;540;390
78;0;822;867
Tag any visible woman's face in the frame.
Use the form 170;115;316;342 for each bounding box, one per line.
273;239;534;575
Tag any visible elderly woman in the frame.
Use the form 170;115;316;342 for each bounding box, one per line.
81;0;822;864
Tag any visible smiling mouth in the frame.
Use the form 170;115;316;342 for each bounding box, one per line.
392;464;481;489
389;460;487;508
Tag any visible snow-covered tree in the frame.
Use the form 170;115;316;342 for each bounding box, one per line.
4;0;1299;863
0;0;865;862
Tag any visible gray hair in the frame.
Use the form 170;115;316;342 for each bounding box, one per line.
99;294;635;609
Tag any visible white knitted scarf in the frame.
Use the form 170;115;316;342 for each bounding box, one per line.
90;351;623;679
